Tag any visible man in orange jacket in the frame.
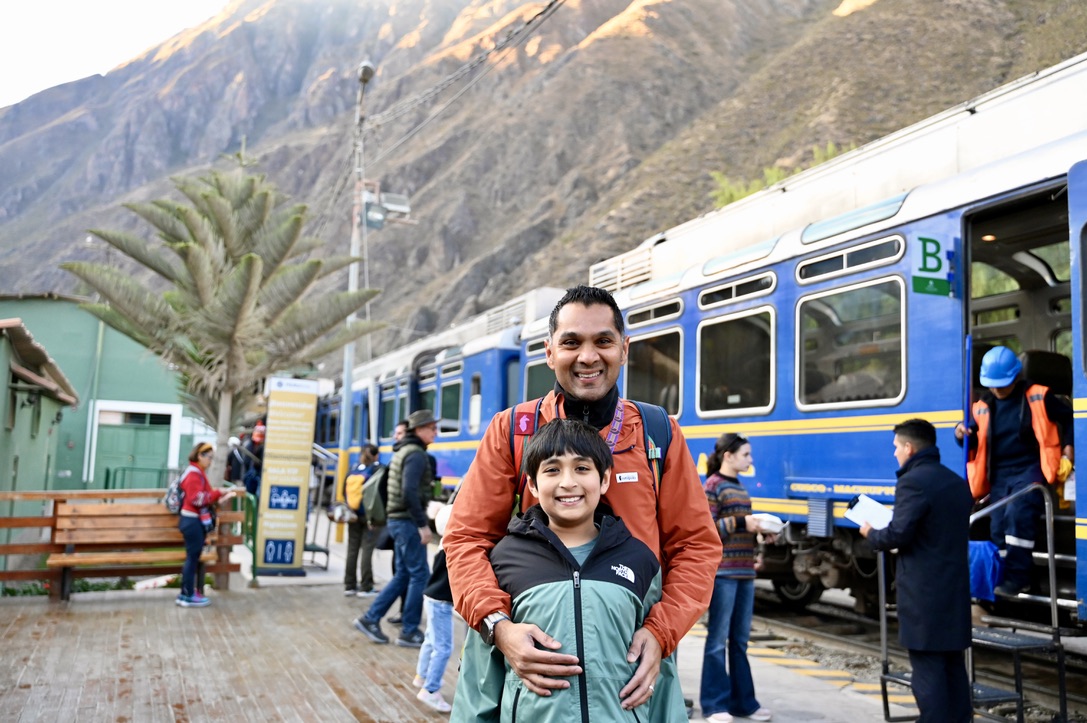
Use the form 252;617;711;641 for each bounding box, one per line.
955;346;1074;595
444;285;719;715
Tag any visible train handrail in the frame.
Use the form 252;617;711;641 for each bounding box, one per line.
969;482;1060;638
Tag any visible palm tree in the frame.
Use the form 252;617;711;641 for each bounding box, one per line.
62;166;381;480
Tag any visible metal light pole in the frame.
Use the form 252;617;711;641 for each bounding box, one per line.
336;60;375;493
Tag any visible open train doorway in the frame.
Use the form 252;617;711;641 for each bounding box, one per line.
963;182;1077;610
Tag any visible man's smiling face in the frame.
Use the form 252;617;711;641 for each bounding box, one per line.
545;302;628;402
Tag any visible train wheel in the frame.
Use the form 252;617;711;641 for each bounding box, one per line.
771;579;824;609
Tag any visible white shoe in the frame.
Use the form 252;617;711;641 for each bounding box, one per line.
416;688;451;713
746;709;772;722
704;713;733;723
412;674;426;688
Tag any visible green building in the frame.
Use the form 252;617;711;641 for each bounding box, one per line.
0;295;212;490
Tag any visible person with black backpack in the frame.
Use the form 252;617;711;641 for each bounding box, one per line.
342;444;384;597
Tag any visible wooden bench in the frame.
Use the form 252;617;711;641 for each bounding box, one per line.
0;489;243;601
47;501;243;600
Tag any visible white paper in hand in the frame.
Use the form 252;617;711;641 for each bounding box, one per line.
844;494;892;530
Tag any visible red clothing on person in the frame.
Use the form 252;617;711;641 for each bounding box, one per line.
179;464;223;514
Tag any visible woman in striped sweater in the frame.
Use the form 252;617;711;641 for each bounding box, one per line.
698;433;774;723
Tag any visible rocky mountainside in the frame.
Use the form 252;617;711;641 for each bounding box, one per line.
2;0;1086;359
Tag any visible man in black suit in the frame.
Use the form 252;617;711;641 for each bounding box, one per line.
860;418;973;723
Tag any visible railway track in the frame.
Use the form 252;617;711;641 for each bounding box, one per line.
750;589;1087;721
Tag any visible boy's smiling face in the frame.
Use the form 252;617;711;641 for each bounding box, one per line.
530;452;611;540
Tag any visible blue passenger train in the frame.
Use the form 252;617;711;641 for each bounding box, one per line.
317;52;1087;624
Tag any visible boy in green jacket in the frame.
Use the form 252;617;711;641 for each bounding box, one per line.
451;418;685;722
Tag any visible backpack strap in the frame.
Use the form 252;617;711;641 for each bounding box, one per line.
509;398;545;513
631;400;671;496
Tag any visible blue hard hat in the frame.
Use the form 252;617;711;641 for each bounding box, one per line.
979;346;1021;388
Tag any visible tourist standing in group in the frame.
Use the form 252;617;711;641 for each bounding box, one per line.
177;442;236;608
444;285;718;713
343;443;382;597
413;504;456;713
699;432;773;723
354;410;438;648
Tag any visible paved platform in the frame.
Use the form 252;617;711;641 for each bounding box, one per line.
0;520;915;721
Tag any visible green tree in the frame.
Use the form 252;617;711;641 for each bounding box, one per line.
62;166;381;480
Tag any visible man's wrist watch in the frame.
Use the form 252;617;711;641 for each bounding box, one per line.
480;611;511;646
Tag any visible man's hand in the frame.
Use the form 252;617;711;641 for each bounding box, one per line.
954;423;970;441
619;627;662;710
494;620;581;696
418;526;432;545
859;522;872;538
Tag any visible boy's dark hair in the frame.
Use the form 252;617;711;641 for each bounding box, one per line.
362;443;379;457
548;285;625;337
893;418;936;449
524;418;612;482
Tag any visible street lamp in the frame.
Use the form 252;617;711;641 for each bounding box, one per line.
336;59;375;489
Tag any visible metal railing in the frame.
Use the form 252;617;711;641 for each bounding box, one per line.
103;466;181;490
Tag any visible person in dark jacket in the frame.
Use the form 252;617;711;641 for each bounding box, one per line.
861;419;973;723
354;410;436;648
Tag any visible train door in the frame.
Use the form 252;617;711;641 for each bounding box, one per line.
964;180;1076;607
1066;160;1087;620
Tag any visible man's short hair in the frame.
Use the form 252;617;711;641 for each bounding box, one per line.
362;443;379;457
523;418;612;481
548;285;625;337
893;418;936;449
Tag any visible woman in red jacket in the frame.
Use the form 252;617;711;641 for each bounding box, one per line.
177;442;236;607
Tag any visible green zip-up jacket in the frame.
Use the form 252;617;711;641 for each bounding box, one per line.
451;504;686;723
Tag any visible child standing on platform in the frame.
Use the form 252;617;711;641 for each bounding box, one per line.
414;504;455;713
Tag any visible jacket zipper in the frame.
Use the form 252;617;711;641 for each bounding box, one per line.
573;570;589;722
511;687;522;722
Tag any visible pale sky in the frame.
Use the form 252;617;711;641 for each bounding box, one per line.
0;1;227;108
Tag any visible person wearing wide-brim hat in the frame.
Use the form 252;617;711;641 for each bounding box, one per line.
354;408;440;648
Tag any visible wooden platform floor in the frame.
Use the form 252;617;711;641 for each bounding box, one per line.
0;585;463;722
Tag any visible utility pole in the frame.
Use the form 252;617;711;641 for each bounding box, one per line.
336;60;376;496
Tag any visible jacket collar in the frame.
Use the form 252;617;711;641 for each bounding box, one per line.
896;445;941;478
553;382;619;431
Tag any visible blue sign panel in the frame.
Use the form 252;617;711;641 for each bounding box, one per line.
269;485;300;510
263;538;296;565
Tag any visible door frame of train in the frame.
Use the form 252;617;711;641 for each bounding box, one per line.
1066;159;1087;622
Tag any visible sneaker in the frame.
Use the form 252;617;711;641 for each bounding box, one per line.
746;709;773;722
412;674;426;688
177;593;211;608
356;588;380;598
344;587;358;597
387;613;403;625
705;713;734;723
397;630;425;648
354;617;389;644
416;688;451;713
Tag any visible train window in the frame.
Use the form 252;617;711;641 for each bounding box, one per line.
419;389;436;417
699;273;775;309
627;331;681;415
353;402;364;445
471;374;484;435
440;382;461;434
974;306;1019;326
526;340;546;355
505;361;518;410
441;362;463;376
1054;329;1072;358
419;369;437;384
801;193;907;244
1031;241;1071;282
1051;297;1071;315
796;236;903;283
525;360;556;401
329;410;339;447
627;301;682;328
970;263;1018;298
798;278;904;407
380;398;396;438
698;309;773;414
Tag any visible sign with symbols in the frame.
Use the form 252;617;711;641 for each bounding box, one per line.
254;377;318;575
912;235;952;296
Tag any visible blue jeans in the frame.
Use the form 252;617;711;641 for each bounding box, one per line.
700;573;760;718
361;518;429;636
178;515;207;597
417;597;454;692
